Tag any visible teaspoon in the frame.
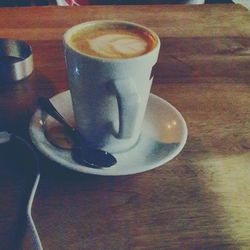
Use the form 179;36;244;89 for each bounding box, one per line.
37;96;117;168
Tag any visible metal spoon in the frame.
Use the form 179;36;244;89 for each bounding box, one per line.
37;96;117;168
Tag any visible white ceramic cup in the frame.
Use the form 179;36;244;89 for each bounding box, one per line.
63;20;160;153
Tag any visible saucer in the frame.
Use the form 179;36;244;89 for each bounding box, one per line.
29;91;188;176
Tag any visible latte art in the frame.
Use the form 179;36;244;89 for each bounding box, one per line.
69;24;156;59
89;33;148;58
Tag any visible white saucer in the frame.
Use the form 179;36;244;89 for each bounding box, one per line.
29;91;188;176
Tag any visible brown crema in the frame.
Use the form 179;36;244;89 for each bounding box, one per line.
68;23;157;59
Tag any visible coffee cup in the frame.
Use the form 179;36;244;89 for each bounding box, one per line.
63;20;160;153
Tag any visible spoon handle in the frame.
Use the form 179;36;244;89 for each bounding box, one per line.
37;96;74;135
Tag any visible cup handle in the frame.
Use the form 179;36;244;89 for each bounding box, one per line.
109;78;141;139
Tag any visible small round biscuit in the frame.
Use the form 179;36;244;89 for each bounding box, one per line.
45;124;73;150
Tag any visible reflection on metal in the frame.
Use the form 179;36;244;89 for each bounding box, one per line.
0;39;33;83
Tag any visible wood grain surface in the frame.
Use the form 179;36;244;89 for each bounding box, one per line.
0;4;250;250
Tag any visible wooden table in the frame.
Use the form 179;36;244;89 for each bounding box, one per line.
0;4;250;249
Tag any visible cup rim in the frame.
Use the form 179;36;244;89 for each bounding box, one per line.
63;20;160;62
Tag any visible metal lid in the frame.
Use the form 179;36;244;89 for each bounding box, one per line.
0;39;33;83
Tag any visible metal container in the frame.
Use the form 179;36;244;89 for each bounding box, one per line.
0;39;33;83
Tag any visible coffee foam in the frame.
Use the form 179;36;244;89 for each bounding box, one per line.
68;24;156;59
89;33;148;58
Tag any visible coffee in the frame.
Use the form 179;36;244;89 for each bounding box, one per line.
68;23;156;59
